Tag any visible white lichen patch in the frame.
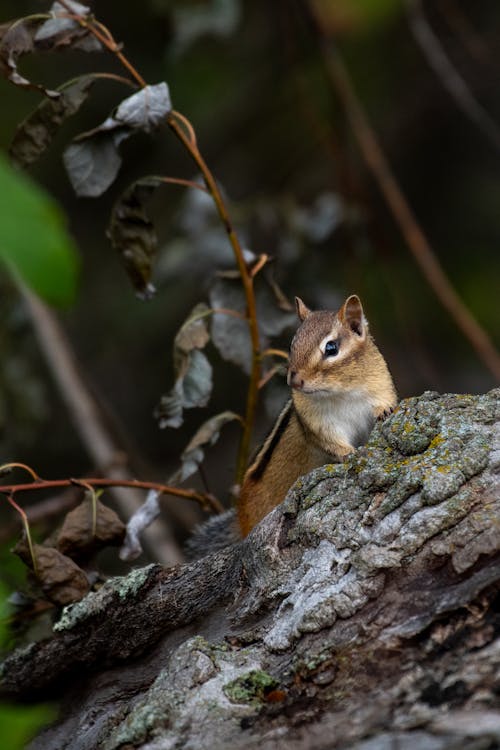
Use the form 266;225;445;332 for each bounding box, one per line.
54;564;158;632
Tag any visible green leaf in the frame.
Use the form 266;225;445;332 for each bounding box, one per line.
0;154;79;306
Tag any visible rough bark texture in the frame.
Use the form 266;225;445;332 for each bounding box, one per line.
1;389;500;750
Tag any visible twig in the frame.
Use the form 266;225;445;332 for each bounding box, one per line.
0;476;221;512
301;1;500;380
406;0;500;152
55;1;146;88
0;489;79;544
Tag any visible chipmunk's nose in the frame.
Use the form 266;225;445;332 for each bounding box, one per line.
287;369;304;389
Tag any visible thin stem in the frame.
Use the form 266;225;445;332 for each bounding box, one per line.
158;176;208;193
261;348;289;360
171;110;198;148
250;254;270;278
72;479;98;536
5;495;37;576
90;72;138;89
0;477;223;514
258;365;284;390
167;112;262;483
0;462;41;481
56;1;147;88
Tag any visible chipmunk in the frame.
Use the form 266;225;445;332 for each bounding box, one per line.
237;294;397;536
186;294;397;557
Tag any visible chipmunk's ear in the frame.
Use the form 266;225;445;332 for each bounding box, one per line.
339;295;365;337
295;296;311;322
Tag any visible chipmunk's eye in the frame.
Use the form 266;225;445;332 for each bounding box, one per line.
324;339;339;357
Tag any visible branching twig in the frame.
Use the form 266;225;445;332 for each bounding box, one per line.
301;1;500;380
0;475;221;513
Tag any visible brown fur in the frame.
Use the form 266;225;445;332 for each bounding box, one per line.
238;295;397;536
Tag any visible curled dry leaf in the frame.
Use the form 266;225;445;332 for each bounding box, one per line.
10;74;98;167
57;496;126;560
107;176;164;298
0;19;59;98
13;540;89;606
0;3;100;99
156;303;213;429
120;489;161;562
64;83;172;197
35;2;101;53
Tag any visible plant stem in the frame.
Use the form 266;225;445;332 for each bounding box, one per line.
168;113;262;484
0;477;223;514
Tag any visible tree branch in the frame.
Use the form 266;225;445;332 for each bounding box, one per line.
2;389;499;750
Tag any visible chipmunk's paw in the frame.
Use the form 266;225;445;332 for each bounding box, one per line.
376;406;394;421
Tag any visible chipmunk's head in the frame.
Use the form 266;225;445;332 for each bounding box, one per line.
287;295;369;394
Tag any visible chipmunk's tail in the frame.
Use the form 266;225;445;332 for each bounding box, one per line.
184;509;240;560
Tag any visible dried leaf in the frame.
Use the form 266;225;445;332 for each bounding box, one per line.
13;540;89;605
35;2;101;53
10;74;98;167
155;303;213;429
63;83;172;197
156;349;212;429
0;4;100;98
107;176;165;297
0;19;58;98
209;274;295;374
175;410;242;483
209;277;251;373
120;489;161;562
57;496;126;559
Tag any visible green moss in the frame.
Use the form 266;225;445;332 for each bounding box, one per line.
223;670;278;705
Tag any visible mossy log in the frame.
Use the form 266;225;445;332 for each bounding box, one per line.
1;389;500;750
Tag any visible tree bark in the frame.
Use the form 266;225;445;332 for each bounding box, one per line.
1;389;500;750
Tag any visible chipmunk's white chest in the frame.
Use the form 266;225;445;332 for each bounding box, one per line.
311;389;375;451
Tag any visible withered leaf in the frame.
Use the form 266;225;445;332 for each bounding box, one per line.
107;176;165;297
174;410;242;483
64;83;172;197
209;273;295;374
35;2;101;53
0;4;100;99
14;541;89;606
155;303;213;429
57;496;126;559
0;19;58;98
120;489;161;562
63;133;126;199
10;74;98;167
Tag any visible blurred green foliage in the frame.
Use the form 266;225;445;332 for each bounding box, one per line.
0;578;56;749
0;155;79;307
